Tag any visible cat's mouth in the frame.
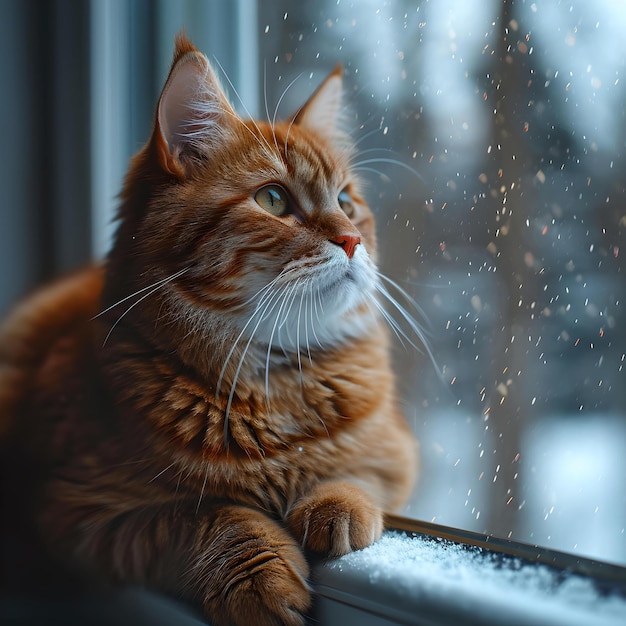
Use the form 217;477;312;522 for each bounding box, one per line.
317;265;374;317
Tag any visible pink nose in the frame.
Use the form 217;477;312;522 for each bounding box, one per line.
330;233;361;259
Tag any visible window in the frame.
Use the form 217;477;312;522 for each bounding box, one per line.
258;0;626;568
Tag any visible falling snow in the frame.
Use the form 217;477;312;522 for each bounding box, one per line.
261;0;626;568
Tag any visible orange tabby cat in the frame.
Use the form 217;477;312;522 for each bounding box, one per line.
0;34;417;625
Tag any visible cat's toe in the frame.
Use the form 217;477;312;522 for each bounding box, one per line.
287;481;383;557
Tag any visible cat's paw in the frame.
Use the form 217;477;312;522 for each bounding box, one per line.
216;543;310;626
198;507;311;626
287;481;383;557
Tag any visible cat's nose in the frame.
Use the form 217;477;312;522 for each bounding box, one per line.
330;233;361;259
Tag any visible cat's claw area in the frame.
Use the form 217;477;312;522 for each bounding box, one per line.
287;482;384;557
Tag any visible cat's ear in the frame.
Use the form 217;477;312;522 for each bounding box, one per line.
293;65;349;146
154;33;237;178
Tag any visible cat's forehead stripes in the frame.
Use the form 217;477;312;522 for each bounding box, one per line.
290;139;339;189
252;122;346;201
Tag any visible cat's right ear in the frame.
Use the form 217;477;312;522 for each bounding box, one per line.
153;34;237;178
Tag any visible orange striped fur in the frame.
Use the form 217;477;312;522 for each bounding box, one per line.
0;34;417;626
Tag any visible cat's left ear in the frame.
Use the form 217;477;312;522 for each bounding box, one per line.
292;65;349;147
154;33;237;178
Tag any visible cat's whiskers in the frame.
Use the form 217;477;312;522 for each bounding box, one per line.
263;280;298;409
352;146;398;158
196;464;210;514
212;107;277;161
351;156;425;183
174;466;184;497
222;282;287;448
352;165;391;181
376;272;432;335
301;288;314;366
352;126;384;149
272;72;304;155
368;297;408;349
147;461;177;484
262;62;282;157
218;259;331;436
277;278;302;339
216;268;295;398
295;286;307;388
284;100;307;160
222;293;276;443
308;282;323;349
92;267;189;320
173;463;196;504
316;284;325;316
312;285;324;340
241;267;292;309
264;277;306;409
273;72;304;129
287;284;332;439
243;268;326;422
373;284;427;354
371;272;442;380
98;267;191;347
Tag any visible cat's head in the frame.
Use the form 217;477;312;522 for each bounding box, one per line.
108;34;380;354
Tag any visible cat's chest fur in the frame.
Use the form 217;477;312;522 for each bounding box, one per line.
92;329;393;512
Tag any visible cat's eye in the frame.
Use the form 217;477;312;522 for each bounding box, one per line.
254;184;290;217
338;190;355;217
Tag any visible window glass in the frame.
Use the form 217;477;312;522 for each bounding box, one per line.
259;0;626;565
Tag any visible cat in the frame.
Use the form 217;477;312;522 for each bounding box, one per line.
0;33;418;626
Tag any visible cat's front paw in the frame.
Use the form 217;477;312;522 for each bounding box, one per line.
287;481;383;557
213;543;310;626
195;506;311;626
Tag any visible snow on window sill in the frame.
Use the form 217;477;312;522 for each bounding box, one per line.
311;516;626;626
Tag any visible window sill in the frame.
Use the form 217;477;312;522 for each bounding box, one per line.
310;515;626;626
